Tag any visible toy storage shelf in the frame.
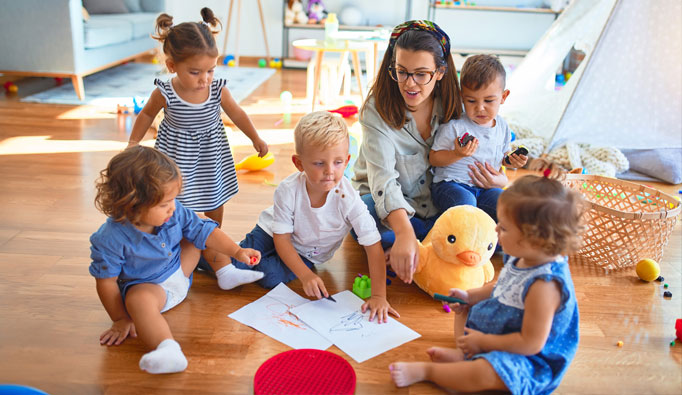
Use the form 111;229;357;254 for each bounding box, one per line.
284;23;379;31
430;4;560;15
282;0;412;69
428;1;561;57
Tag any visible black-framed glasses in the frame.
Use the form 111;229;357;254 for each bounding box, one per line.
388;66;438;85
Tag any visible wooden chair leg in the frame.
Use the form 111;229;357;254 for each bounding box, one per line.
256;0;270;62
71;75;84;100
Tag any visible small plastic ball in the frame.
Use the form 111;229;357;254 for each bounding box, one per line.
664;291;672;298
227;59;235;67
280;90;293;102
443;304;451;313
671;340;676;347
258;58;267;68
664;283;669;289
617;341;623;347
7;84;18;93
635;258;660;282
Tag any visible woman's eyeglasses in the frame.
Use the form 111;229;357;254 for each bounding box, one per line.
388;66;438;85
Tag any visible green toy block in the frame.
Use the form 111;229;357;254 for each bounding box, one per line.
353;275;372;299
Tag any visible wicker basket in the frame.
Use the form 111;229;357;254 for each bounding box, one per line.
562;174;681;271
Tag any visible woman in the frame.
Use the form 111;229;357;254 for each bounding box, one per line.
352;20;466;284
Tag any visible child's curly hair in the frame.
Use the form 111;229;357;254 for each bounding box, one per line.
95;146;181;223
153;7;222;63
499;175;586;256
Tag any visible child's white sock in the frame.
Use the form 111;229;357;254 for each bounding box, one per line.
139;338;187;374
216;264;264;290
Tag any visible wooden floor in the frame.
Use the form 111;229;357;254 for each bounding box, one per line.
0;62;680;395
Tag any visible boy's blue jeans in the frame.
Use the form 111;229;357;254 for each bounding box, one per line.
430;181;502;222
229;225;316;289
354;193;440;249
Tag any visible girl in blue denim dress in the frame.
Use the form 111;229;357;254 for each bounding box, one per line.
390;172;585;395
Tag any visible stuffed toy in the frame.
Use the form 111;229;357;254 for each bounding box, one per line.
307;0;327;24
285;0;308;25
414;205;497;297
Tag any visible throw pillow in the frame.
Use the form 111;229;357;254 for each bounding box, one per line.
83;0;129;14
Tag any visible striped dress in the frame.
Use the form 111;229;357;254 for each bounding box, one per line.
154;78;238;211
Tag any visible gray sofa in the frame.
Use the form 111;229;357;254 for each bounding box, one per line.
0;0;164;100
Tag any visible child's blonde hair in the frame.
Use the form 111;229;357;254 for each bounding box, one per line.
460;54;507;90
294;111;349;154
499;175;585;256
95;146;181;223
153;7;222;63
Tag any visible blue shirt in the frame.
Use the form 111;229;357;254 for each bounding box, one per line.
432;113;511;185
89;200;218;296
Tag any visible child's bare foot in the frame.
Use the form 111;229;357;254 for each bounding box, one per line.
389;362;428;387
426;347;465;362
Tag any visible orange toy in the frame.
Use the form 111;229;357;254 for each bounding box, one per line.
234;152;275;172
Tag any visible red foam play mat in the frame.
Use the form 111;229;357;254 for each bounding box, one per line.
254;349;356;394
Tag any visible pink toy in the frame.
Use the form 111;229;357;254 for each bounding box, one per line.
442;304;451;313
328;105;358;118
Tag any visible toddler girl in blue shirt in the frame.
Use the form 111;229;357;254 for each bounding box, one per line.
89;146;262;374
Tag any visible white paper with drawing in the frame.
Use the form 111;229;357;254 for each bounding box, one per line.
290;290;421;363
228;283;332;350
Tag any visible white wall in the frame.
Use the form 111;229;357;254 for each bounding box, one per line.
166;0;284;58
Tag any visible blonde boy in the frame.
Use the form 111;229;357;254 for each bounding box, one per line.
225;112;398;322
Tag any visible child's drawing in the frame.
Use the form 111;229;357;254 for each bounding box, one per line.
228;283;332;350
290;290;421;363
330;311;364;332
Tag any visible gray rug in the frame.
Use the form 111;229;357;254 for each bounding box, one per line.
21;63;275;106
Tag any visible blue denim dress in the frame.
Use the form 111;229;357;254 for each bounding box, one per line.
466;256;579;395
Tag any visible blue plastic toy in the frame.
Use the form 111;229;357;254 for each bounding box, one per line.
132;97;145;115
222;54;235;65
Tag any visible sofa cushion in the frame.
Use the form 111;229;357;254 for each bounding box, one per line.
83;0;129;14
84;13;158;49
84;17;133;49
124;0;143;13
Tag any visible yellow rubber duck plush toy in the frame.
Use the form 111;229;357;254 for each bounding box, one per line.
414;205;497;296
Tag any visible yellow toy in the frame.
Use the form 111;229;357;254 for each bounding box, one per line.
635;258;660;282
414;205;497;297
234;152;275;172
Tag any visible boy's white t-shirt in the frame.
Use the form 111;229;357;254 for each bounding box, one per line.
258;172;381;264
432;113;511;185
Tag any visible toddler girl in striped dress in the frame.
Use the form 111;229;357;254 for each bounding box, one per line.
128;7;268;227
128;8;268;286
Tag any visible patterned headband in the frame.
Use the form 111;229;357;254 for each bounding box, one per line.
389;20;450;58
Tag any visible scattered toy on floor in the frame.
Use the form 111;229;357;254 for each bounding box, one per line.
234;152;275;172
442;304;451;313
663;291;672;298
328;105;358;118
635;258;660;282
352;275;371;299
656;275;664;282
617;340;623;347
222;54;235;65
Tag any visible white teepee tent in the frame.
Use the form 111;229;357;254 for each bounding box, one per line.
501;0;682;183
